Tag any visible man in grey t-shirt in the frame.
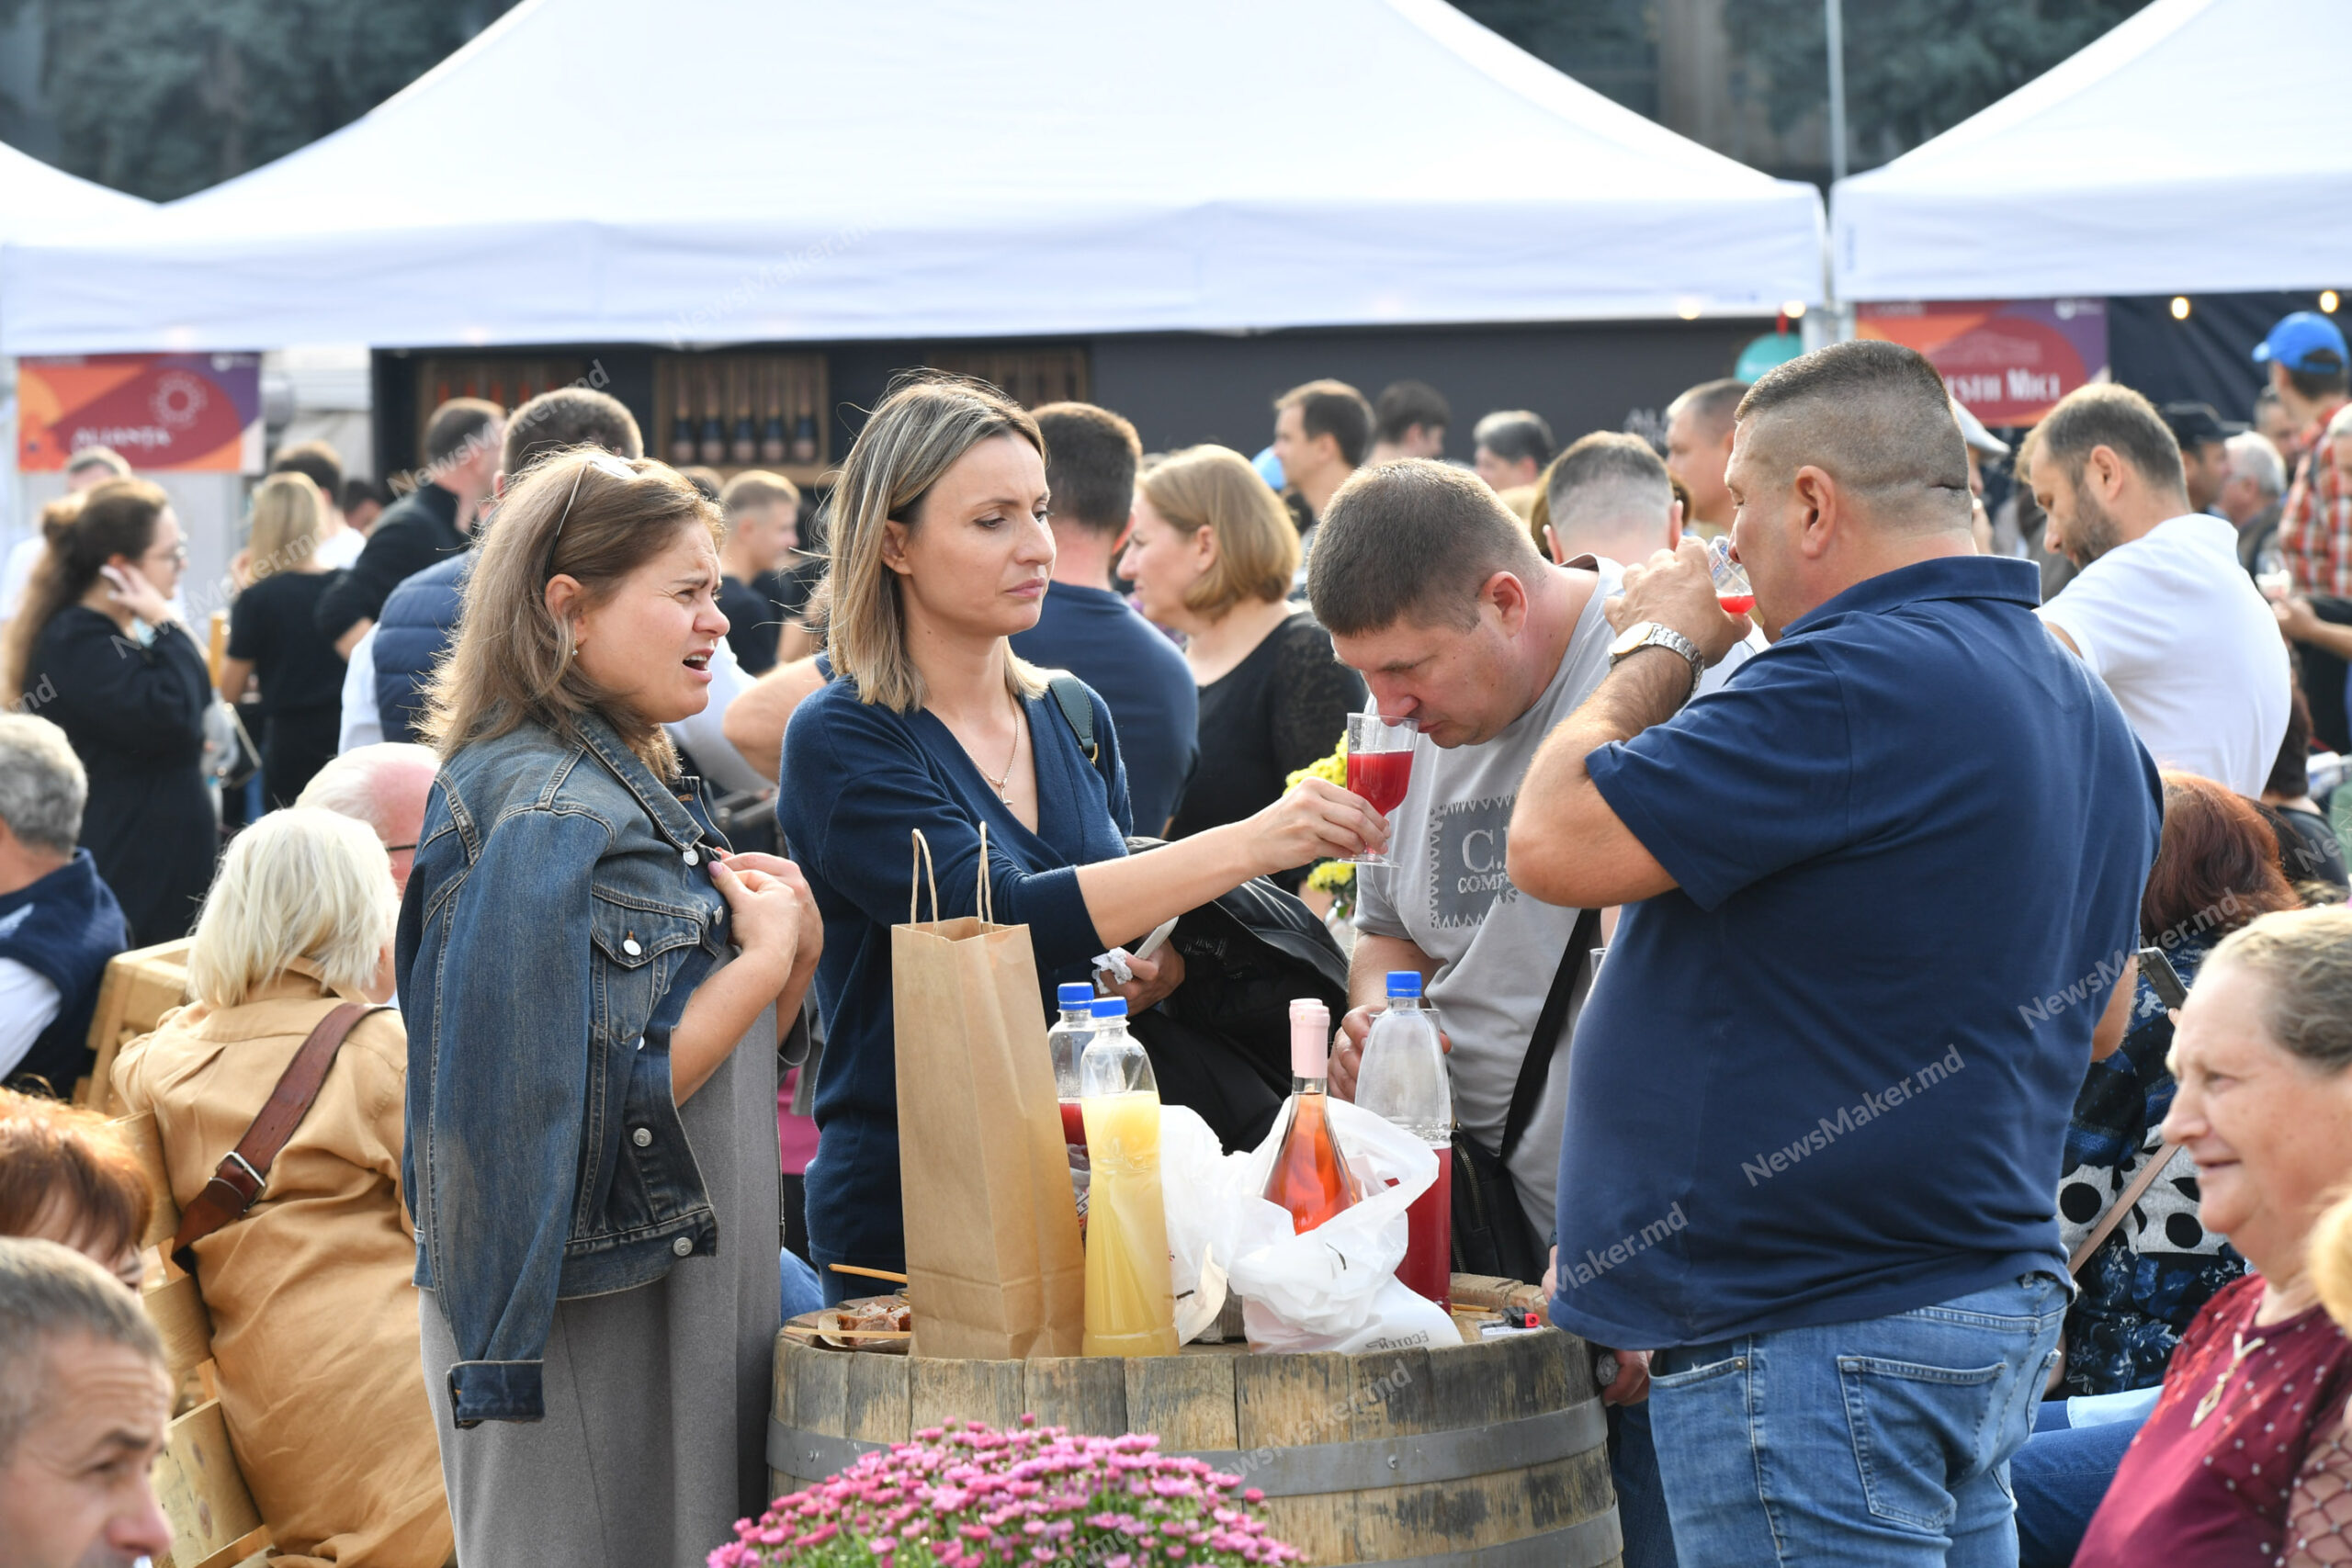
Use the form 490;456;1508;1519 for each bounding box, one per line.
1306;459;1620;1242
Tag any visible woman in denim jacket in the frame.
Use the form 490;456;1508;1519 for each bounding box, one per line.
398;454;819;1565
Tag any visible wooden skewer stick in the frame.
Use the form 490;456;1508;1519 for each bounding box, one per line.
827;1262;910;1284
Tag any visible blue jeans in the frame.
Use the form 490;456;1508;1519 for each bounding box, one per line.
2013;1400;2150;1568
780;1248;825;1323
1611;1397;1681;1568
1649;1272;2066;1567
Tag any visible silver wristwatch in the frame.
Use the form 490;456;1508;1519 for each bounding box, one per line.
1607;621;1704;704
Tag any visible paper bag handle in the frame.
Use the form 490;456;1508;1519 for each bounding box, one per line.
910;829;939;925
975;820;993;924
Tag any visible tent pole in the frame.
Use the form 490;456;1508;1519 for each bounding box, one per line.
1825;0;1849;186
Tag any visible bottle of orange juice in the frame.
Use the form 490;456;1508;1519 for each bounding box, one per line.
1078;997;1178;1358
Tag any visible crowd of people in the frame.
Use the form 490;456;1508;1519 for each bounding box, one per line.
3;312;2352;1568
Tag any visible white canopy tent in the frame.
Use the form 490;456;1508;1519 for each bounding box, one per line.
1831;0;2352;302
0;0;1823;355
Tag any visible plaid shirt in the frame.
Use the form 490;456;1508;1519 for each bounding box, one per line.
2279;398;2352;595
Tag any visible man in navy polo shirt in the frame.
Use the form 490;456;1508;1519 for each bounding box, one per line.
1511;341;2160;1565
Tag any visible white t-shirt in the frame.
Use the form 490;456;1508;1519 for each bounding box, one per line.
0;959;62;1078
313;525;367;572
339;624;384;753
2038;513;2290;795
1353;564;1621;1240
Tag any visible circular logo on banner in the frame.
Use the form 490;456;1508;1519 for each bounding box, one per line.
151;372;209;429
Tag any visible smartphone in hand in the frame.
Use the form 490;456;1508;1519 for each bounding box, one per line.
2136;946;2190;1010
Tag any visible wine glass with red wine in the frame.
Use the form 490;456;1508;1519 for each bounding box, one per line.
1708;536;1755;616
1345;712;1418;869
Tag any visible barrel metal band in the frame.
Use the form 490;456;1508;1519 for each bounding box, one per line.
1338;1506;1622;1568
768;1396;1606;1497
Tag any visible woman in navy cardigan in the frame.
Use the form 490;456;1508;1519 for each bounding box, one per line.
778;373;1385;1295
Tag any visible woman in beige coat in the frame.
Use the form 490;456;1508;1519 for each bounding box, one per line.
114;808;451;1567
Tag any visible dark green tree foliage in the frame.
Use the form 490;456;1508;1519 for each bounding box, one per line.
1723;0;2150;167
0;0;514;200
1453;0;1660;117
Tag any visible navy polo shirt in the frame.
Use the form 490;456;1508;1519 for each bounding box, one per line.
1551;555;2160;1349
1010;582;1197;834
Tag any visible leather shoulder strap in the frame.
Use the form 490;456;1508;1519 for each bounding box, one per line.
2068;1141;2177;1276
1046;674;1099;765
1499;905;1603;1162
169;1001;390;1275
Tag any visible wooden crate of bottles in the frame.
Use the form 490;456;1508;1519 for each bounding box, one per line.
655;352;830;487
928;347;1089;409
413;355;592;465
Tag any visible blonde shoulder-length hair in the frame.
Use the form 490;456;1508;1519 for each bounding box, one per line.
244;471;323;581
816;372;1049;714
187;808;392;1008
418;451;719;775
1138;445;1298;619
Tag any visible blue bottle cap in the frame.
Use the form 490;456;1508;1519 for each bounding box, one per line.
1385;971;1423;999
1091;997;1129;1019
1057;982;1096;1010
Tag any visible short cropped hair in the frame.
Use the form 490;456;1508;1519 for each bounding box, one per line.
1473;410;1555;469
2288;357;2351;404
501;388;643;479
1138;446;1297;617
1275;380;1373;468
62;446;130;482
342;476;385;514
0;1091;150;1273
0;714;85;856
1546;431;1673;536
2227;431;2287;499
719;469;802;519
2207;906;2352;1074
269;439;344;504
0;1238;163;1464
295;743;437;843
186;808;395;1009
1669;378;1750;436
1308;459;1548;636
424;397;503;468
1034;402;1143;536
2036;382;2188;498
1374;380;1453;444
1734;343;1971;532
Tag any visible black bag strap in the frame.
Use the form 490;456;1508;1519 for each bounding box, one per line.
1046;674;1099;766
1498;905;1604;1163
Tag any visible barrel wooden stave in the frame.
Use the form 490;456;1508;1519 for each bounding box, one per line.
769;1325;1619;1568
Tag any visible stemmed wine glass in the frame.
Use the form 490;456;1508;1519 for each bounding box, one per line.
1345;712;1418;870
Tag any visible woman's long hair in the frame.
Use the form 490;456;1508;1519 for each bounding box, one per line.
1;479;170;703
813;371;1046;713
416;451;718;776
243;471;324;581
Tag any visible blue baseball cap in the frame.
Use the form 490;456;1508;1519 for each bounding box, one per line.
2254;311;2348;375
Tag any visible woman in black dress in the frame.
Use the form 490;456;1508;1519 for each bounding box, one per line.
1;481;214;942
220;471;346;807
1122;445;1365;890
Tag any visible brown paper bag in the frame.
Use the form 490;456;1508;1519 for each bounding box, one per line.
893;827;1086;1359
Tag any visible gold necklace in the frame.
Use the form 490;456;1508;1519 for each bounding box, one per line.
2190;1330;2267;1427
983;707;1023;802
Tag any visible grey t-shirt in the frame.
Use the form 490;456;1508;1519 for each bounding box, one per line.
1352;563;1621;1240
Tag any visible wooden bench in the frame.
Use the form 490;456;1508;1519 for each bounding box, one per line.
116;1109;275;1568
73;939;194;1113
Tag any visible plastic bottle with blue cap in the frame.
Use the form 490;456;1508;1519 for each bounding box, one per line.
1077;996;1178;1358
1357;970;1454;1310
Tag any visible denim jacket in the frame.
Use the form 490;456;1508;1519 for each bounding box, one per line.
397;709;732;1426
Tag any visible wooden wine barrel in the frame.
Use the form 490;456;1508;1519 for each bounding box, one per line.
768;1319;1621;1567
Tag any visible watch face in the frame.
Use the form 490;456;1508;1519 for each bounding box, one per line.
1609;622;1655;660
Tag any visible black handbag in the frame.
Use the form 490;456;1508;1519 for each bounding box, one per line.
1450;905;1601;1286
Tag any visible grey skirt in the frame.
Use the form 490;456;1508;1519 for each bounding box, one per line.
420;1003;781;1568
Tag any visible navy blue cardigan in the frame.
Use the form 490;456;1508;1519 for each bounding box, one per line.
775;674;1132;1271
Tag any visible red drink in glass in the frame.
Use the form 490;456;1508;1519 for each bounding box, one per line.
1395;1150;1453;1311
1347;748;1414;816
1717;592;1755;615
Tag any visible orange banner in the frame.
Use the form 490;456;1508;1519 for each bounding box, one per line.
17;353;263;472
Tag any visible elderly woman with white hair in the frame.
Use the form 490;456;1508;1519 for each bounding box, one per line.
112;807;452;1567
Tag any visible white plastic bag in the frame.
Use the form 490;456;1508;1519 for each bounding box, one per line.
1219;1098;1456;1354
1157;1105;1231;1343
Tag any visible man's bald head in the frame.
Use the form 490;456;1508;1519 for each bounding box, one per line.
1733;341;1973;535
